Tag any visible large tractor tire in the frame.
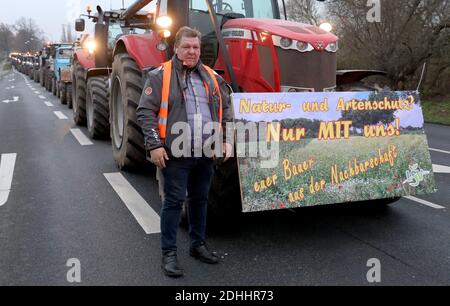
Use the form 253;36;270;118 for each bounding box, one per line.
46;73;52;92
67;84;73;109
110;53;146;170
86;76;110;139
60;82;68;105
207;158;242;226
52;78;57;96
40;70;45;87
34;70;40;83
72;60;87;126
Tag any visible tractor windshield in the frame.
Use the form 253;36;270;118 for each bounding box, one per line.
190;0;278;18
58;49;73;59
108;20;147;49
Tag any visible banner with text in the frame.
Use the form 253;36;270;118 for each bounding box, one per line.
232;91;436;213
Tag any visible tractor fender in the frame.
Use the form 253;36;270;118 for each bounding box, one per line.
73;49;95;70
336;70;387;86
113;34;167;71
87;68;112;80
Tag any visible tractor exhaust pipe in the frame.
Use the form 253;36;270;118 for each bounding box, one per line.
121;0;153;20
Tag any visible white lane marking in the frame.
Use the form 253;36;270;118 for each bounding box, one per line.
433;164;450;174
34;91;40;94
70;129;94;146
38;95;46;99
104;173;161;234
2;96;19;104
405;196;445;209
429;148;450;155
0;153;17;207
54;111;68;120
44;101;54;107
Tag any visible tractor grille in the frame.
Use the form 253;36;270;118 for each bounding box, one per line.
276;48;337;92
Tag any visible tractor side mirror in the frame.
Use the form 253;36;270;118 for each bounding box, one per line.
75;18;85;32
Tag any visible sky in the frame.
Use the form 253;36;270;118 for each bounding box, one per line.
0;0;156;41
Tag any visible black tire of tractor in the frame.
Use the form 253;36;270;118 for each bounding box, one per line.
86;76;110;139
46;73;52;92
56;81;60;99
72;60;87;126
52;78;57;96
60;82;67;105
67;83;73;109
207;158;242;227
40;70;45;87
110;53;146;170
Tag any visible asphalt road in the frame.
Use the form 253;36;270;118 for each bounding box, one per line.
1;68;449;286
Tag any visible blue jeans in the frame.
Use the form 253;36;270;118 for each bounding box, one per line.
161;157;215;255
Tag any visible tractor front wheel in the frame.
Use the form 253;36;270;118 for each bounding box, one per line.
86;76;110;139
110;53;146;170
72;60;87;126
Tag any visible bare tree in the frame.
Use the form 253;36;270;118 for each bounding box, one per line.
0;23;14;54
13;17;44;52
285;0;322;25
326;0;450;92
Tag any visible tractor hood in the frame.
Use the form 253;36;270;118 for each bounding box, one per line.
222;18;338;50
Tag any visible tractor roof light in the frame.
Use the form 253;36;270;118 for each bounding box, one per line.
86;5;92;15
156;15;173;28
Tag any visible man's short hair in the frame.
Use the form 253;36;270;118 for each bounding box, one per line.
174;26;202;47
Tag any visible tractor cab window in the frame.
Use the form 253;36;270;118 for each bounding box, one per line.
189;0;279;66
190;0;277;18
108;20;148;50
57;49;72;59
108;21;124;49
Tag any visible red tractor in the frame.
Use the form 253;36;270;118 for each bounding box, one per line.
73;5;151;139
104;0;394;218
108;0;384;166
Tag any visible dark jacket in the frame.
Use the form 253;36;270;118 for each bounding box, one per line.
136;56;234;156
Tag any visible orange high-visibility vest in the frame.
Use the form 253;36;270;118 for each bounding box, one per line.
158;60;223;142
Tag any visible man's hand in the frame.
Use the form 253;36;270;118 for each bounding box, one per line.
150;148;169;169
223;143;233;162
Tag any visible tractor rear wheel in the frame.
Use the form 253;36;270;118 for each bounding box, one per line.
86;76;110;139
110;53;146;170
60;82;67;105
72;60;87;126
52;78;57;96
67;84;73;109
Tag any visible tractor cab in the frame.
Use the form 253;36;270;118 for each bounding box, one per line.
55;46;73;82
75;6;151;69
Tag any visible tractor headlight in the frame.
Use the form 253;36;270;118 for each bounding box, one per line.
296;41;314;52
273;35;314;52
156;16;173;28
86;41;96;54
325;41;338;53
280;37;293;49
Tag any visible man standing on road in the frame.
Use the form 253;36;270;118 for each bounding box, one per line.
137;27;233;278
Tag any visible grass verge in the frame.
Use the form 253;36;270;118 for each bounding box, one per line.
422;99;450;126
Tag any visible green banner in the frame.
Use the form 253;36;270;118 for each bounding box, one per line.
232;91;436;213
